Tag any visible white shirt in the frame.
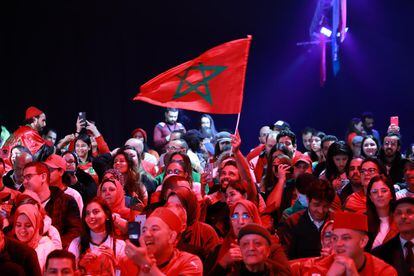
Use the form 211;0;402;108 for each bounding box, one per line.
308;210;324;230
64;187;84;216
35;236;57;273
372;216;390;249
68;233;126;276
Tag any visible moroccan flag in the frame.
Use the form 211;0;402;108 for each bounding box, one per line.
134;36;252;114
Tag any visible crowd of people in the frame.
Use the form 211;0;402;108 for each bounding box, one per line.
0;106;413;275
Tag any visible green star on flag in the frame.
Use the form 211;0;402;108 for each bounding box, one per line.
134;36;251;114
173;63;227;105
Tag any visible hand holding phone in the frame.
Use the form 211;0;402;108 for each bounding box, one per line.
128;222;141;247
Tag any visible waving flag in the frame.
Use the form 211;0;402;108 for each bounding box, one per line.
134;36;251;114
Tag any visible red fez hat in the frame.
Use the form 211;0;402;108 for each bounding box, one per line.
333;211;368;232
150;207;182;234
131;128;147;142
25;106;44;120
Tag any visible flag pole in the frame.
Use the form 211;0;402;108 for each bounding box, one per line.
234;113;241;134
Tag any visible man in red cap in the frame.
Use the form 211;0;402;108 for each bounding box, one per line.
124;207;202;275
291;211;397;275
1;106;52;171
44;154;83;215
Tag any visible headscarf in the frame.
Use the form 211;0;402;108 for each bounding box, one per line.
218;199;262;261
13;204;44;249
98;179;129;218
168;186;199;226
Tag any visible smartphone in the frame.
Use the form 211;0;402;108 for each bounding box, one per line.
128;221;141;247
205;160;214;176
390;116;399;127
78;112;87;128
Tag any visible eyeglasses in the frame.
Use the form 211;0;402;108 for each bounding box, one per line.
231;213;251;220
370;188;390;196
22;173;39;181
166;169;184;175
360;168;378;175
166;146;182;151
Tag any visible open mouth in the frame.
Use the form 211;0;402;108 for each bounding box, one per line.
144;240;155;246
336;249;346;254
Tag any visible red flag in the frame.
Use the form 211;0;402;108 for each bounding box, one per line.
134;36;252;114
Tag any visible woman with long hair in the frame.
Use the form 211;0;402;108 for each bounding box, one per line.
57;119;110;183
74;134;100;184
309;131;326;163
68;198;127;276
361;135;380;159
323;141;352;193
366;175;398;250
262;144;294;219
113;149;147;208
346;117;366;147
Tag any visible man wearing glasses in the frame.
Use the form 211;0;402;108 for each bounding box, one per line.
22;161;81;249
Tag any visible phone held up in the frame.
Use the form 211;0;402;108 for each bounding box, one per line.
390;116;399;127
128;221;141;247
78;112;87;128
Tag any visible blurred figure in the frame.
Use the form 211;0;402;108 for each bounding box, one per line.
153;108;186;152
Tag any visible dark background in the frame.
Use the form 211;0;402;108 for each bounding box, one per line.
1;0;413;153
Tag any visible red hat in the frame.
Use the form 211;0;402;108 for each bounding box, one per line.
25;106;44;120
131;128;147;142
150;207;182;234
333;211;368;232
292;153;312;173
44;154;66;171
292;153;312;166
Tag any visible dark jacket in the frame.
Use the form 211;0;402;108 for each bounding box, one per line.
3;170;25;192
379;150;405;184
208;260;288;276
0;237;41;276
205;236;291;276
372;235;412;276
44;186;82;248
70;168;97;203
278;209;329;260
